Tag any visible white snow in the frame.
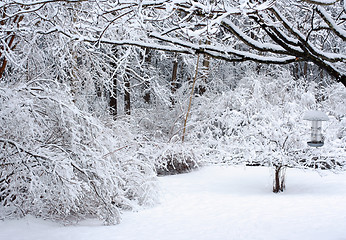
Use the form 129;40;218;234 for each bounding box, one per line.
1;166;346;240
303;110;329;121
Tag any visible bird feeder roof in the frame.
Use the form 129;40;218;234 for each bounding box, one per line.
303;110;329;121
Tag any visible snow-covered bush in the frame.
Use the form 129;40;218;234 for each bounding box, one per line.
187;69;345;192
0;80;158;224
153;142;202;176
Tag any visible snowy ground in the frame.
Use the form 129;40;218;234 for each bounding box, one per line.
1;166;346;240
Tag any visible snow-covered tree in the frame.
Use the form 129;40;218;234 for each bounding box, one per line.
2;0;344;86
149;0;345;85
188;67;345;192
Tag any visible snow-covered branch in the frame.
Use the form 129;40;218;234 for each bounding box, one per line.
315;5;346;40
301;0;340;5
1;0;345;85
149;32;297;64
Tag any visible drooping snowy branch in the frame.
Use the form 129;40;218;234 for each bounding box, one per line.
300;0;340;5
150;31;297;64
315;5;346;40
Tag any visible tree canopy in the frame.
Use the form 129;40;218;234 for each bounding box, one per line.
1;0;345;85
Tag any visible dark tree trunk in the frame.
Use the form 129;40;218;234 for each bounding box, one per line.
0;14;23;79
273;165;286;193
109;47;118;118
143;48;151;104
124;76;131;115
0;58;7;79
109;76;117;118
304;62;308;80
197;40;210;96
170;54;178;106
143;81;151;104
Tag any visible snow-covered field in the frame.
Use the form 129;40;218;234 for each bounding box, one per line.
1;166;346;240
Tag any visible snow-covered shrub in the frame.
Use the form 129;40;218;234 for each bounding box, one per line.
153;142;202;176
187;69;345;192
0;80;157;224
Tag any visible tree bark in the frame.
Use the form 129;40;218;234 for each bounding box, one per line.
143;48;151;104
109;47;118;118
182;55;200;142
304;62;308;80
197;40;210;96
273;165;286;193
109;76;117;118
0;14;24;79
124;76;131;115
170;54;179;106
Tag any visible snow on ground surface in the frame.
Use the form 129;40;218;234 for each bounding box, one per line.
1;166;346;240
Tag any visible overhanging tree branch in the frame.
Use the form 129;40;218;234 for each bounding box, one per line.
2;0;345;86
300;0;340;5
315;6;346;41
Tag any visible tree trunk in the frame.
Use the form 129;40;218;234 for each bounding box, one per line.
182;55;200;142
292;63;299;80
109;76;117;118
0;14;24;79
109;47;118;118
303;62;308;80
170;54;178;106
0;58;7;79
143;81;151;104
197;40;210;96
143;48;151;104
124;76;131;115
273;165;286;193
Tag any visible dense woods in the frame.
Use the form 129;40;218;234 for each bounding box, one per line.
1;0;345;224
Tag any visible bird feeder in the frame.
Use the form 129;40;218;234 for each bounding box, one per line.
303;110;329;147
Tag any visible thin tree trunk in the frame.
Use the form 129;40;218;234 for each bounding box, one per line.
109;76;117;118
320;68;324;80
0;15;23;79
197;40;210;95
293;63;299;80
182;55;200;142
304;62;308;80
143;48;151;104
143;81;151;104
109;47;118;118
0;58;7;79
170;54;178;106
124;76;131;115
